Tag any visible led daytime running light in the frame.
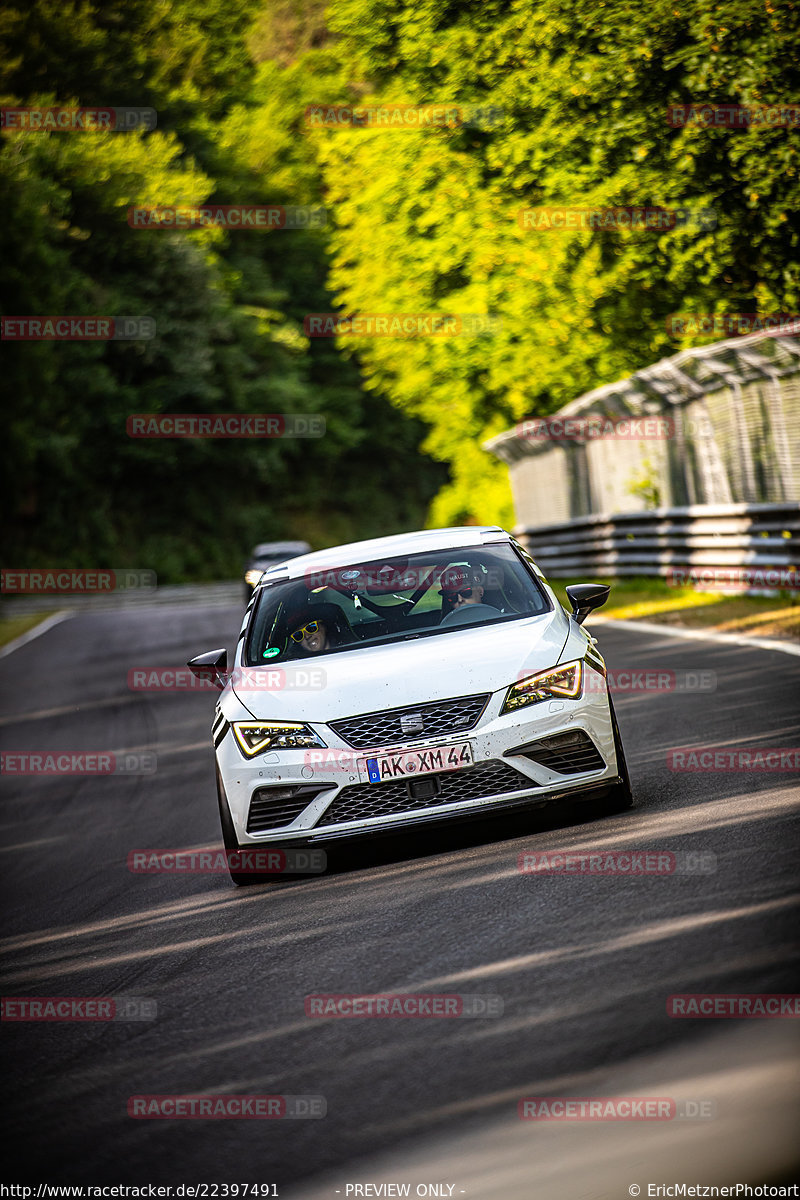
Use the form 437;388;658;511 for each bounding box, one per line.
502;661;583;713
233;721;322;757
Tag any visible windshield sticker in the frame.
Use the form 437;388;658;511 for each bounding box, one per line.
263;647;281;658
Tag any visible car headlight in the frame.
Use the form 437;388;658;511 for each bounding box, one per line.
244;569;263;588
501;660;583;714
232;722;326;757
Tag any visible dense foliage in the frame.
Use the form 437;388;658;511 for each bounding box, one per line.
318;0;800;523
2;0;797;569
0;0;445;579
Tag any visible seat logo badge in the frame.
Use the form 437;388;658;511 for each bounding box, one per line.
401;713;425;734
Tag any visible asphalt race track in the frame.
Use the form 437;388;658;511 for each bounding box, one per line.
1;599;799;1191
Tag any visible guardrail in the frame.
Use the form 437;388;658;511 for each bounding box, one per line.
484;327;800;528
517;503;800;588
0;581;243;617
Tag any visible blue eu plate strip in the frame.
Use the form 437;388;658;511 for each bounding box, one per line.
366;758;381;783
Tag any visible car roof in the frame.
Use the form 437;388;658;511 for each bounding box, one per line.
260;526;512;582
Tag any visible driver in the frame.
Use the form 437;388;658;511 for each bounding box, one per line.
438;566;499;623
290;617;329;655
284;602;352;657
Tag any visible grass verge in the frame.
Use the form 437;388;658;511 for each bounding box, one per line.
549;578;800;642
0;612;59;650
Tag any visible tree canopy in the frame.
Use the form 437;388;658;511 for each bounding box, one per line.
0;0;445;578
2;0;796;569
316;0;799;522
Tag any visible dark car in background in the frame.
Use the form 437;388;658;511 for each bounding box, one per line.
243;541;311;604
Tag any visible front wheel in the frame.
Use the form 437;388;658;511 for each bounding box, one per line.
216;767;267;886
605;694;634;810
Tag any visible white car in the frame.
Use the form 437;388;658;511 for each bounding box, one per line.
189;526;633;884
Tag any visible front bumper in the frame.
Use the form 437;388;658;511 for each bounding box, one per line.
216;673;619;845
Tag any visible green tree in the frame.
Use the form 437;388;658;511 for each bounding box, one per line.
1;0;446;578
315;0;800;524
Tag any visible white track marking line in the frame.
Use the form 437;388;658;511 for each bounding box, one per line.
589;615;800;658
0;611;74;660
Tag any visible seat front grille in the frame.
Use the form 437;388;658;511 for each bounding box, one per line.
318;759;535;826
329;693;490;751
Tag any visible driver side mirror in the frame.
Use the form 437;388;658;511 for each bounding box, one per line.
187;648;228;691
565;583;610;625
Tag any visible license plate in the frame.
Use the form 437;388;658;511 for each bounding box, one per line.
359;742;474;785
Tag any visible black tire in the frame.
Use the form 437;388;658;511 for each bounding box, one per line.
606;693;635;810
216;767;268;886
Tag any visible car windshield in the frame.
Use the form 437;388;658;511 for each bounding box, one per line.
244;543;550;665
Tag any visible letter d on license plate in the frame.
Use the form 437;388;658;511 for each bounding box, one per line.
359;742;474;784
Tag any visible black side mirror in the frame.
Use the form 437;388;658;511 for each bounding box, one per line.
565;583;610;625
187;648;228;691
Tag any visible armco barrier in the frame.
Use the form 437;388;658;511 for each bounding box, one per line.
517;502;800;586
0;581;242;617
485;326;800;528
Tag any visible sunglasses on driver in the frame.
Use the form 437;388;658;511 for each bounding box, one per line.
290;620;321;642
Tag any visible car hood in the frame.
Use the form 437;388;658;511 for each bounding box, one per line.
232;608;571;721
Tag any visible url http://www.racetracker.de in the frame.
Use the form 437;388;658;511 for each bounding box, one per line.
0;1188;280;1198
